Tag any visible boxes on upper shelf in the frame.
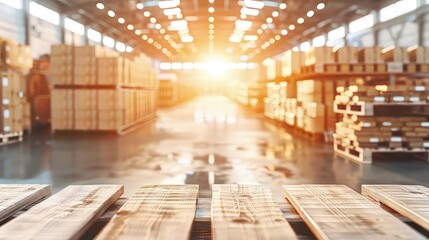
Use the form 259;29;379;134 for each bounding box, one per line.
382;46;409;63
357;47;384;63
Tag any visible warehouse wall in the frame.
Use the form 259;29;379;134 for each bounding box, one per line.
0;5;24;43
29;15;60;58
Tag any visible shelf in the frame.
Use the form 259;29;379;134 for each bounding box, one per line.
53;84;157;91
334;101;429;116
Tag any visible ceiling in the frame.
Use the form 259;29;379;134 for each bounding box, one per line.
37;0;388;62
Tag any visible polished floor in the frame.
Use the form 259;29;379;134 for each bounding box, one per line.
1;95;429;197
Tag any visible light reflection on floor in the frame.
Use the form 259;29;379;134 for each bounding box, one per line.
0;95;428;197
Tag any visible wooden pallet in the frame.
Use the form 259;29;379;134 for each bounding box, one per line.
0;131;23;147
1;184;429;239
362;185;429;231
334;137;429;164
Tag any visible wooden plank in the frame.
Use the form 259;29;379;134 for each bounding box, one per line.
211;184;298;240
362;185;429;231
96;185;199;240
0;185;123;240
283;184;426;240
0;184;51;222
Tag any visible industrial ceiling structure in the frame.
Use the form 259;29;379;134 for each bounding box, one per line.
37;0;385;62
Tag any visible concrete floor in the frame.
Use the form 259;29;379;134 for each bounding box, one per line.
1;95;429;197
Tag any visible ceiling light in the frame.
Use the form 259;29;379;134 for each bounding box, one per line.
209;35;214;40
142;35;148;40
235;20;252;30
266;17;273;23
269;38;275;44
317;3;325;10
244;35;258;41
144;11;150;17
261;24;267;30
243;0;264;9
162;48;168;53
177;13;183;19
279;3;287;9
209;17;214;22
159;0;180;9
229;35;242;43
148;38;154;43
281;29;288;35
275;35;280;40
257;29;263;34
209;24;214;29
164;35;170;40
127;24;134;30
241;8;259;16
118;18;125;24
272;11;279;17
208;7;215;13
156;44;162;49
107;10;115;17
96;3;104;9
209;29;214;34
181;36;194;42
168;15;174;19
160;28;166;34
135;29;141;35
156;23;162;29
170;20;188;29
136;3;144;9
307;10;314;17
240;14;247;19
209;0;215;3
289;24;295;30
297;17;304;24
164;8;181;16
150;17;157;23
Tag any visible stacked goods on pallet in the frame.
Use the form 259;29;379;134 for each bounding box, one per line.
304;47;334;73
158;80;177;107
248;81;266;111
334;81;429;163
50;45;157;134
264;82;286;121
281;50;304;77
0;37;32;145
297;80;324;134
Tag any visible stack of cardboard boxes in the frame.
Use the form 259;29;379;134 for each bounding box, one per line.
0;37;32;141
50;45;157;133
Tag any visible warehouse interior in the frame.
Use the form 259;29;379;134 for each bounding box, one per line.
0;0;429;238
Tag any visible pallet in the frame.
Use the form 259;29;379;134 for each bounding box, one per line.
334;137;429;164
0;131;23;146
0;184;428;239
362;185;429;231
333;101;429;116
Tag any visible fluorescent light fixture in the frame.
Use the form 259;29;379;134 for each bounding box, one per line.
272;11;279;17
241;8;259;16
118;18;125;24
181;36;194;42
279;3;287;9
107;10;115;17
136;3;144;9
243;0;264;9
235;20;252;30
307;10;314;17
208;7;215;13
281;29;288;35
163;7;181;16
244;35;258;41
159;0;180;9
103;36;114;48
297;17;304;24
116;42;126;52
126;46;134;52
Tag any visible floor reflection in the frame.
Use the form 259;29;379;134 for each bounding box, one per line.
0;95;428;196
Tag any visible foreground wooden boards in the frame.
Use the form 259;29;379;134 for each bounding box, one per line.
283;185;425;240
0;184;52;221
96;185;199;240
362;185;429;231
0;185;123;240
212;185;297;240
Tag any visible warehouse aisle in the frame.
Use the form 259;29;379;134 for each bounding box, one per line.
0;95;429;197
